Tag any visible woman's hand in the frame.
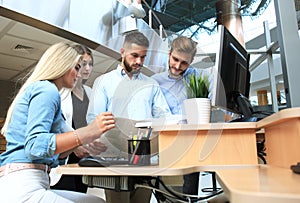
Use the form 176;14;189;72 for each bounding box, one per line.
94;112;115;135
73;146;90;158
85;140;107;156
77;112;115;145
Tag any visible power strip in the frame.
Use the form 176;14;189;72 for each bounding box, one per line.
82;175;150;191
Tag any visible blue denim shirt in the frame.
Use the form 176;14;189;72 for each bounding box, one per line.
0;80;66;168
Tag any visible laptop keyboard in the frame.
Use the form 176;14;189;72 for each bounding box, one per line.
101;157;129;165
78;156;129;167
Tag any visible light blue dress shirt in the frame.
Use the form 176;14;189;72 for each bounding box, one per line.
86;65;171;123
0;80;66;168
152;67;213;115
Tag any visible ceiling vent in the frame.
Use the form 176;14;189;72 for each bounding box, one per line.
12;44;34;54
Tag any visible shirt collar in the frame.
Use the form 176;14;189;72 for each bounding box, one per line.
183;67;194;77
167;66;195;80
167;69;183;80
117;65;140;80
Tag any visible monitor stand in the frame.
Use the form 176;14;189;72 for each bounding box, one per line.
231;93;258;122
231;93;273;122
230;116;260;122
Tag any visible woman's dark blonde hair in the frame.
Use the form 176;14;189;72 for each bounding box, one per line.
73;44;94;65
1;42;81;135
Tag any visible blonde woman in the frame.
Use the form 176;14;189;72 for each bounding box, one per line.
51;44;107;193
0;42;114;202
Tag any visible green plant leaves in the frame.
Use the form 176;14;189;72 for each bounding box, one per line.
184;73;210;98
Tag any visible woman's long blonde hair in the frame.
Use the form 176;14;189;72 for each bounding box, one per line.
1;42;81;135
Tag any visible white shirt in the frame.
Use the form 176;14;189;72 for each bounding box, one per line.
86;65;171;123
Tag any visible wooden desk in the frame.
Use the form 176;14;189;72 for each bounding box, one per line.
215;165;300;203
257;107;300;168
56;164;300;203
152;122;258;168
151;107;300;169
56;163;250;177
56;108;300;202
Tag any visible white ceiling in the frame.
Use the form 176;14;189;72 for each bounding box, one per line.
0;15;120;87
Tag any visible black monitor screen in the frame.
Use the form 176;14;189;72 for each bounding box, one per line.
212;25;251;117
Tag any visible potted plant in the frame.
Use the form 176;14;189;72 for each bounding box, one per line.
183;72;211;124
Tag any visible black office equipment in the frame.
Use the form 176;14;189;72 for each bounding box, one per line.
79;156;128;167
128;139;151;165
211;25;270;121
291;162;300;174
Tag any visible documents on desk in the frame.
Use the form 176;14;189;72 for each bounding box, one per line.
91;117;158;165
135;115;187;128
97;117;140;158
97;120;130;158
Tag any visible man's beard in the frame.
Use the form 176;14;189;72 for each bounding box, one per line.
124;58;141;77
168;67;183;80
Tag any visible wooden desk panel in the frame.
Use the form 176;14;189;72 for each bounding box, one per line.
56;163;235;176
216;165;300;203
154;123;258;168
56;163;255;176
257;107;300;168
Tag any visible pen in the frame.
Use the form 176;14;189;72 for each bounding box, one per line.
130;140;141;164
132;154;140;164
145;127;152;140
133;134;138;147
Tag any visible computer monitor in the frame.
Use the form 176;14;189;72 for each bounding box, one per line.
211;25;253;119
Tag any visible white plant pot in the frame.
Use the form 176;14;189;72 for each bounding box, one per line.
183;98;211;124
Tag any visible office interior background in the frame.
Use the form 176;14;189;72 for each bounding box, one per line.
0;0;299;121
